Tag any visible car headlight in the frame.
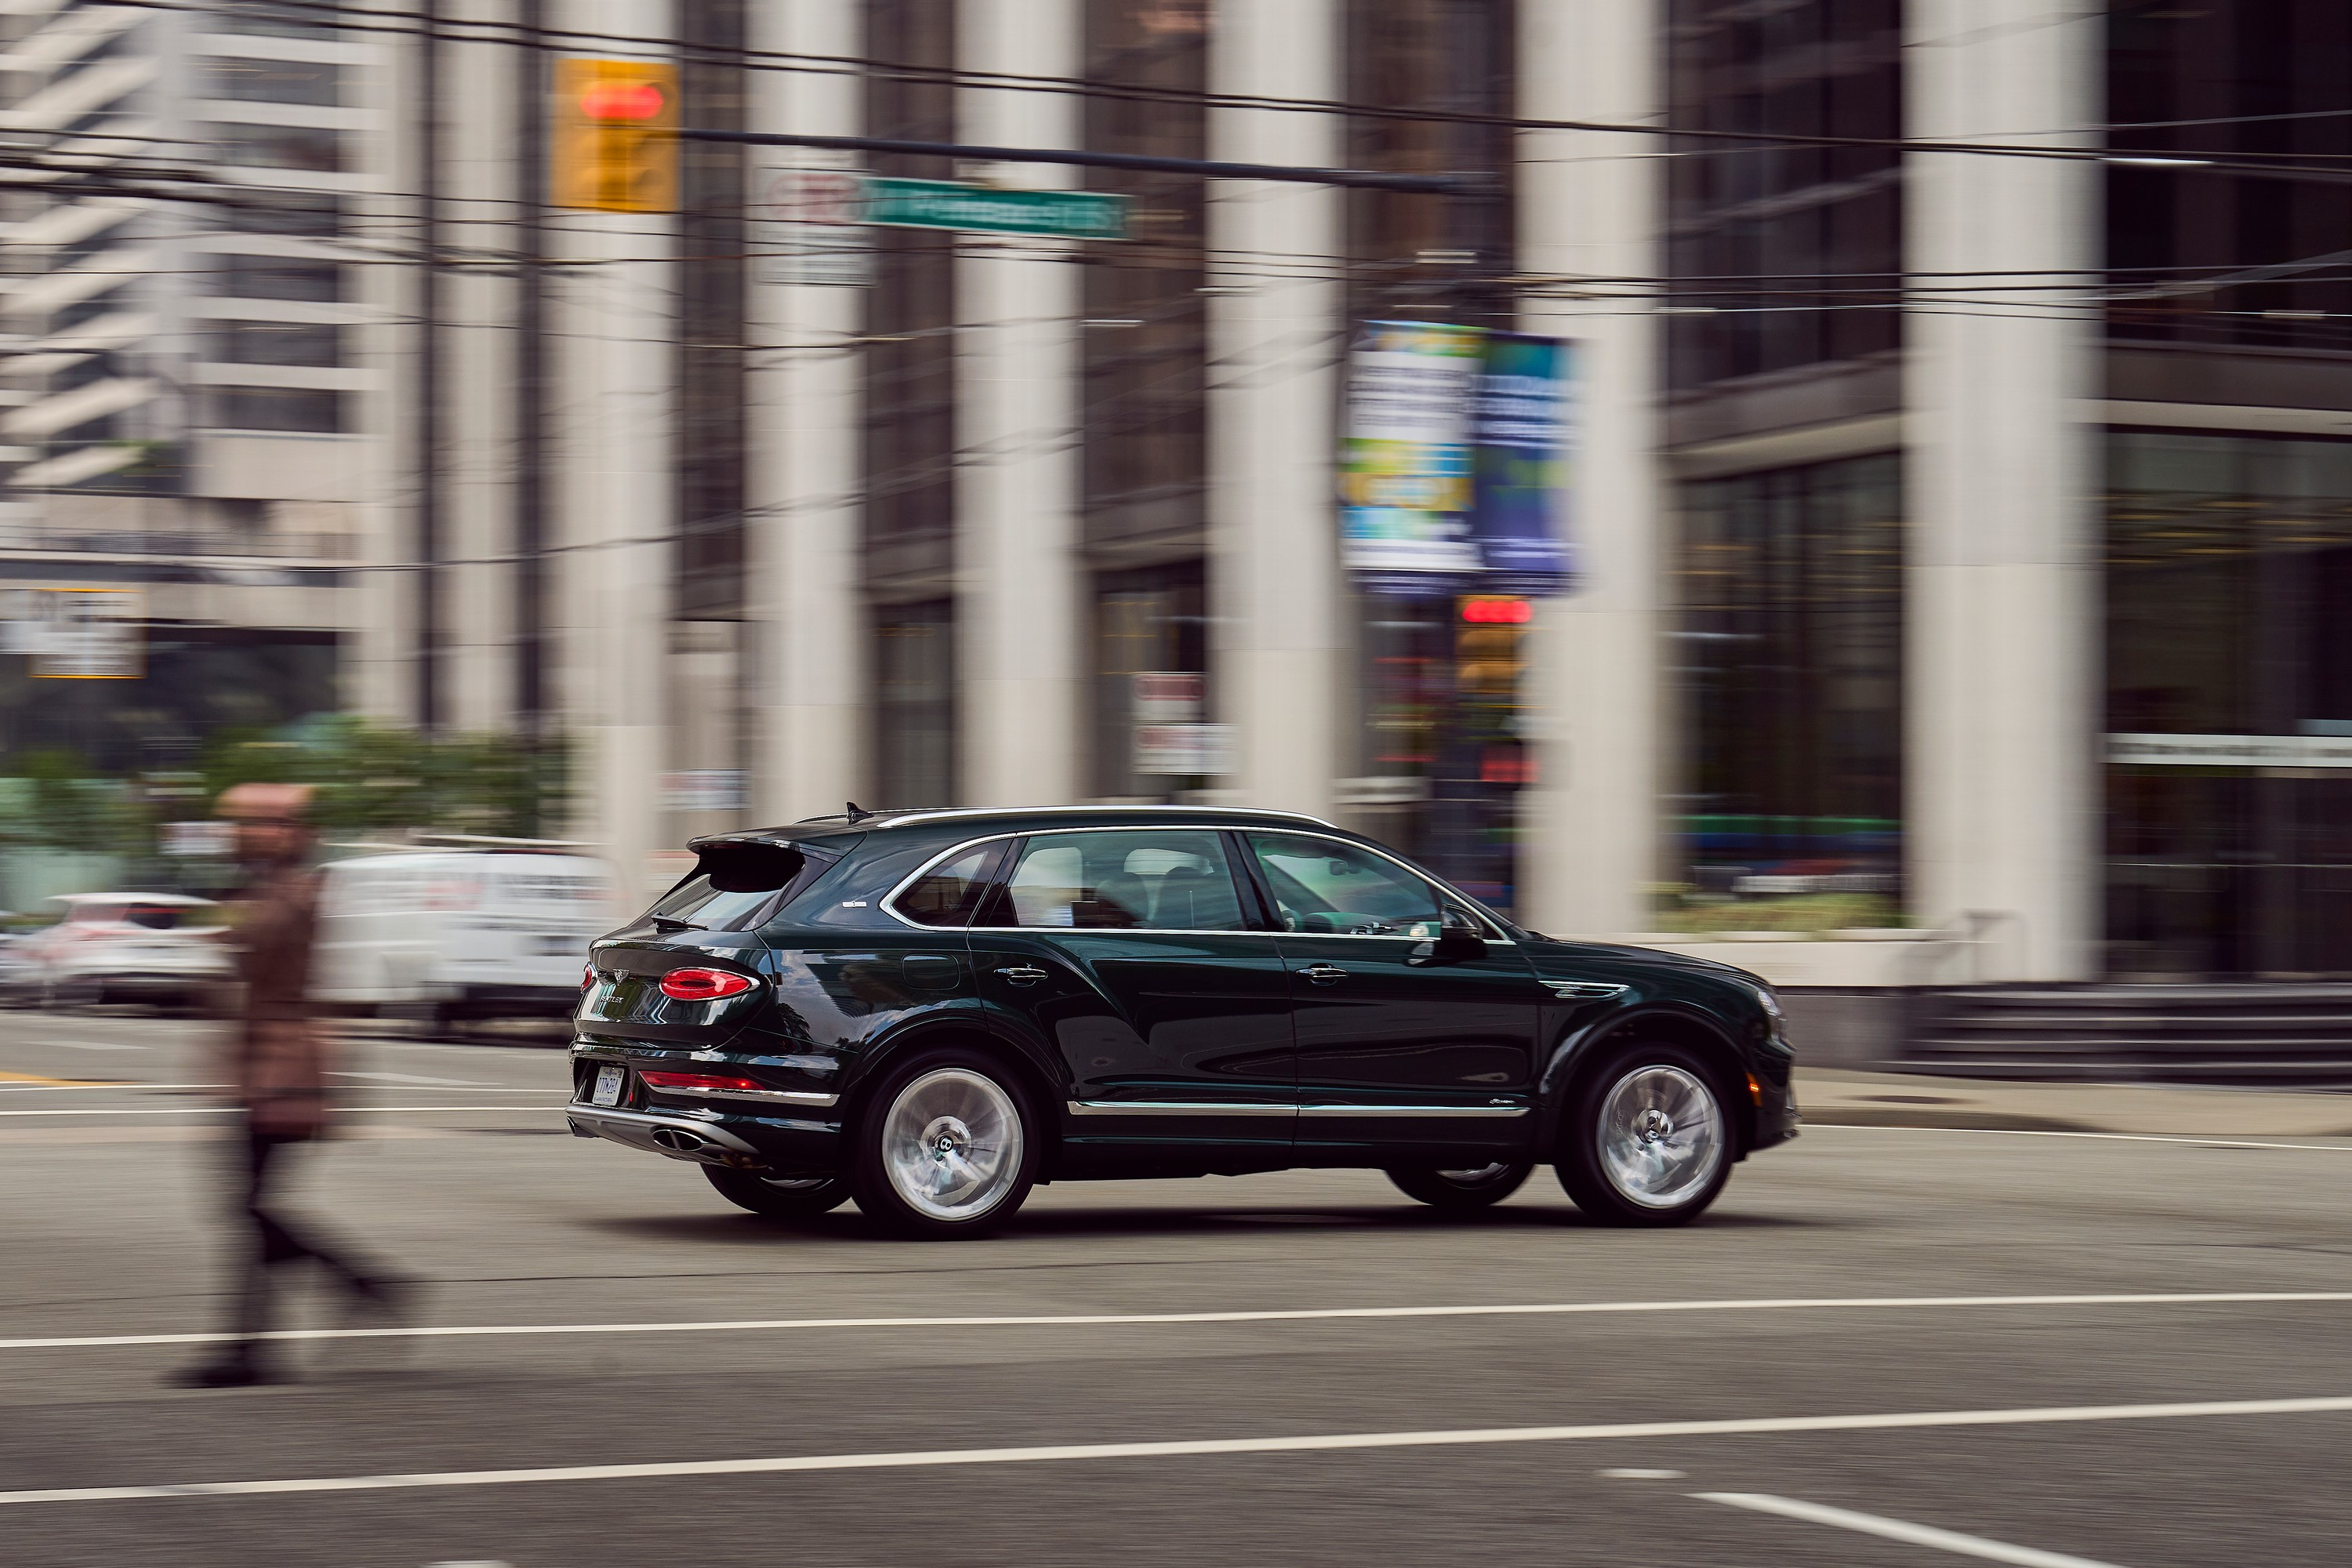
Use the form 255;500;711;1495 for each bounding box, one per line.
1747;983;1784;1030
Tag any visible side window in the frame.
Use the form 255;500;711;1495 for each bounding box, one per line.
1247;833;1444;938
996;829;1247;931
895;844;1005;928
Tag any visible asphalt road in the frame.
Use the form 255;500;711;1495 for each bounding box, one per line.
8;1010;2352;1567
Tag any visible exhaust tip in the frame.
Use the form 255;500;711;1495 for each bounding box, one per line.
651;1127;710;1153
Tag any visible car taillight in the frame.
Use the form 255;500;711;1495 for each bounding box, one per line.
582;964;597;989
638;1070;764;1094
658;967;755;1001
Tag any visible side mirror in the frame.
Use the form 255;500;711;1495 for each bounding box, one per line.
1434;926;1487;960
1410;922;1487;964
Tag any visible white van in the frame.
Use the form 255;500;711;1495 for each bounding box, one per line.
314;845;620;1025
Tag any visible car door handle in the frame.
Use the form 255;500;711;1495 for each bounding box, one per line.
996;965;1048;985
1298;964;1348;985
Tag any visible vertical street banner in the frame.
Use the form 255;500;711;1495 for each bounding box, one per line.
1468;333;1575;596
1339;322;1576;597
1339;321;1486;595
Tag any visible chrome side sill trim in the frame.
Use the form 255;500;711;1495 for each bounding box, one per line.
1298;1103;1530;1118
1063;1100;1530;1120
1066;1100;1296;1117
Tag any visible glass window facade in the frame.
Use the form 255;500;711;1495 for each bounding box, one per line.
1080;0;1207;556
1342;3;1524;909
1673;454;1903;931
2107;431;2352;978
1664;0;1903;390
874;600;956;808
2108;2;2352;353
1091;561;1206;802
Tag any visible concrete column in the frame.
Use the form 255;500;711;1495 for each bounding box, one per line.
955;0;1083;807
1905;2;2100;981
546;0;673;898
1206;0;1343;818
1515;0;1665;938
747;0;866;822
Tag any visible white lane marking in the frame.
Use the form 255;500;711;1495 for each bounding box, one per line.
23;1039;146;1051
1698;1492;2124;1568
11;1392;2352;1507
327;1071;493;1087
9;1287;2352;1352
1600;1468;1685;1479
0;1083;548;1096
1808;1123;2352;1153
0;1103;564;1119
0;1083;165;1093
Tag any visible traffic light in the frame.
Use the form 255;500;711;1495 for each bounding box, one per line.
550;58;679;213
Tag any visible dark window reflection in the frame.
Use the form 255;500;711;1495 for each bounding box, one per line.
875;599;956;808
1664;0;1903;390
1675;454;1904;929
2106;431;2352;978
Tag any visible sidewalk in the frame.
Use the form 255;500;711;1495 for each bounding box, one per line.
1795;1066;2352;1138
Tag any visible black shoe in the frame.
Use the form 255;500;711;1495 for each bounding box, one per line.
169;1350;275;1388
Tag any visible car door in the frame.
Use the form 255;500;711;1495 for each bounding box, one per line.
1243;829;1543;1160
967;826;1295;1160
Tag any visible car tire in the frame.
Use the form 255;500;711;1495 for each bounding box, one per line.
703;1165;852;1219
1385;1160;1533;1210
847;1047;1039;1240
1555;1043;1734;1228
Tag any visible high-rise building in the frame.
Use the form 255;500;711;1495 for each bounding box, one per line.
0;0;376;771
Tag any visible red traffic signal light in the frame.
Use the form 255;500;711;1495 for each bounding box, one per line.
579;79;666;122
1461;596;1533;625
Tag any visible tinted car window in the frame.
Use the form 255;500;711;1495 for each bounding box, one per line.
644;842;831;932
996;829;1246;931
895;844;1004;927
1247;833;1443;937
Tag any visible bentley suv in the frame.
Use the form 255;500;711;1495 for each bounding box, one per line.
567;806;1798;1238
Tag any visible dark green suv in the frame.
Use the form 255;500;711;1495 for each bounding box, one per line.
568;806;1798;1237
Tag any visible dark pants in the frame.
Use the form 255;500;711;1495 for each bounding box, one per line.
230;1127;371;1343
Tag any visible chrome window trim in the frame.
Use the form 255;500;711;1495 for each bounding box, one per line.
883;826;1271;936
880;822;1516;942
1067;1099;1294;1117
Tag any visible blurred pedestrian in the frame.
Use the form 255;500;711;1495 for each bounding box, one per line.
173;782;409;1388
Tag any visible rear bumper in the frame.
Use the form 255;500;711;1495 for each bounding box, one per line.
566;1103;768;1166
566;1100;841;1174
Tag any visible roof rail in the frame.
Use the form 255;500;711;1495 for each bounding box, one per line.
877;804;1339;829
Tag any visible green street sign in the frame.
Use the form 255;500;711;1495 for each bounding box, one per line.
862;176;1129;241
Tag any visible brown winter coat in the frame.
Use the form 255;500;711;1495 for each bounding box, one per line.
226;863;330;1138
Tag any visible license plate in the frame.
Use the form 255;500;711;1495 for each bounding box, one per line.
591;1065;625;1106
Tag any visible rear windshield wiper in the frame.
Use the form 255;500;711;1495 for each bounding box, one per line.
649;915;709;932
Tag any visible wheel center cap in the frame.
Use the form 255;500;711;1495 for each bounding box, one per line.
1636;1109;1673;1145
924;1116;969;1160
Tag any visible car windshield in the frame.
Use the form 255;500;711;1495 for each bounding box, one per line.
644;842;833;932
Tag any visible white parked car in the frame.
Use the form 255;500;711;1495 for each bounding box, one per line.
313;848;621;1027
16;893;233;1010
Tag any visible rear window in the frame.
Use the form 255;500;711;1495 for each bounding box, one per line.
644;842;833;932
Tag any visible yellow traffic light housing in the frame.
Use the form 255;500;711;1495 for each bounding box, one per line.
550;58;680;213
